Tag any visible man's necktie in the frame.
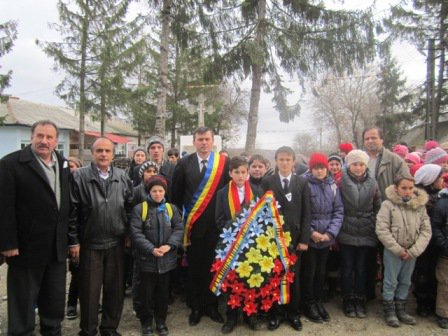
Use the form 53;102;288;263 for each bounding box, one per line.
283;178;289;194
201;159;208;174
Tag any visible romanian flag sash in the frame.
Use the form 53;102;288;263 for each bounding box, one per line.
210;191;295;314
183;151;226;247
228;180;254;220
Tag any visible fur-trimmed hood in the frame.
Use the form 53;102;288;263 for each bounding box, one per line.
384;184;428;209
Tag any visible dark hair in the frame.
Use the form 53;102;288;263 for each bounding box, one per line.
394;175;414;186
249;154;269;167
229;156;249;171
167;148;179;157
193;126;214;140
362;127;383;140
91;137;115;152
275;146;295;161
31;120;59;137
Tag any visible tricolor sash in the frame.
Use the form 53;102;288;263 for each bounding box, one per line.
228;180;254;220
183;151;226;247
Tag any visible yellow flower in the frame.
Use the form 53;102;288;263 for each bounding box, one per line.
245;247;262;263
268;242;279;258
256;235;270;251
266;226;275;239
283;231;292;246
259;256;274;273
247;273;264;288
236;261;253;278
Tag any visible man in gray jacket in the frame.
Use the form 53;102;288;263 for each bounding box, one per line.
69;137;133;336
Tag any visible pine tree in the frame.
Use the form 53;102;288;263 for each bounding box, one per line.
0;20;17;104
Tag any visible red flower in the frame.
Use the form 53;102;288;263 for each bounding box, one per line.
271;289;280;302
221;280;229;293
227;270;237;282
269;276;281;288
211;259;223;272
260;285;271;298
286;271;295;283
261;298;273;312
243;301;257;316
273;259;283;274
245;289;258;301
288;253;298;266
228;294;241;309
231;281;246;295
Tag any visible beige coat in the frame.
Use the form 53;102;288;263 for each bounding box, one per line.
376;185;431;259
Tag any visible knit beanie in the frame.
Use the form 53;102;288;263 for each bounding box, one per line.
405;152;422;165
308;153;329;170
393;144;409;159
328;153;343;164
146;135;165;151
345;149;369;167
414;164;443;186
147;175;168;193
410;163;423;177
139;161;159;178
424;147;448;165
425;140;439;152
339;143;353;154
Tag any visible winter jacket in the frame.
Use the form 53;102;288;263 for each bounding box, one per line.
69;163;134;249
303;172;344;248
337;170;381;247
374;147;411;197
376;185;431;259
133;182;149;206
430;189;448;257
130;199;183;273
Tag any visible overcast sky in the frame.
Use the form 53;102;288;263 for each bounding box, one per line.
0;0;426;149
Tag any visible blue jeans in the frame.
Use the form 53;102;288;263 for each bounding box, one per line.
340;244;374;298
382;248;416;301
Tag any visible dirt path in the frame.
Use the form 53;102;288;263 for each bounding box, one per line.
0;264;445;335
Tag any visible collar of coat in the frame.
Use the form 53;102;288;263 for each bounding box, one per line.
385;184;428;209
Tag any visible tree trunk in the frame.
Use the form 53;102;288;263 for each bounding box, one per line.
154;0;172;139
78;0;89;164
245;0;266;154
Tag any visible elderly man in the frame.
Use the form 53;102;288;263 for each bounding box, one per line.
0;120;70;335
171;126;229;326
69;137;133;336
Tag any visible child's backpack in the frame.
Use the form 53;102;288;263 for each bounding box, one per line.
141;201;173;221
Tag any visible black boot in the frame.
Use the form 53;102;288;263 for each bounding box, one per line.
395;300;416;325
355;296;367;318
383;300;400;328
316;301;330;322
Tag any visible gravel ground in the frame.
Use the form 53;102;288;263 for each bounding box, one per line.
0;264;446;335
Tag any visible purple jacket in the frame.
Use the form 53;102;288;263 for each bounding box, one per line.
303;172;344;249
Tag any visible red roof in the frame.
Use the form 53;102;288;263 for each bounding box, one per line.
84;131;129;144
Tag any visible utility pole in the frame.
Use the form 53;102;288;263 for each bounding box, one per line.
426;39;435;140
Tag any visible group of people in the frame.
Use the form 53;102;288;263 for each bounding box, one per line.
0;120;448;336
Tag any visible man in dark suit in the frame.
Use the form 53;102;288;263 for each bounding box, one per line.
0;120;70;335
171;126;229;326
261;146;311;332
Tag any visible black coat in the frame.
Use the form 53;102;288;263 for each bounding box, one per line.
0;145;70;267
171;153;229;240
215;182;262;229
261;174;311;247
431;190;448;257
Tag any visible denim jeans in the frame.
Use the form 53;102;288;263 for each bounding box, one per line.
382;248;416;301
340;244;374;298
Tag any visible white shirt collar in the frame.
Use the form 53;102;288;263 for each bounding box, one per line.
196;153;211;167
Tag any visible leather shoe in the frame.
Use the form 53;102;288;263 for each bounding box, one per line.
207;309;224;323
141;325;154;336
288;317;303;331
221;320;236;334
267;317;280;330
316;302;330;322
189;310;202;326
304;302;323;323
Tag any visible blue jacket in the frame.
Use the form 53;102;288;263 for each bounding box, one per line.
303;172;344;249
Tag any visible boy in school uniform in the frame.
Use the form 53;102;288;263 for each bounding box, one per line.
215;156;262;334
261;146;311;331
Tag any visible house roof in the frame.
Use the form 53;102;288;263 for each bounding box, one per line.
0;97;137;137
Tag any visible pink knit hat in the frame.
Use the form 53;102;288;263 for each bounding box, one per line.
393;144;409;159
424;147;448;165
405;152;422;165
425;140;440;152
